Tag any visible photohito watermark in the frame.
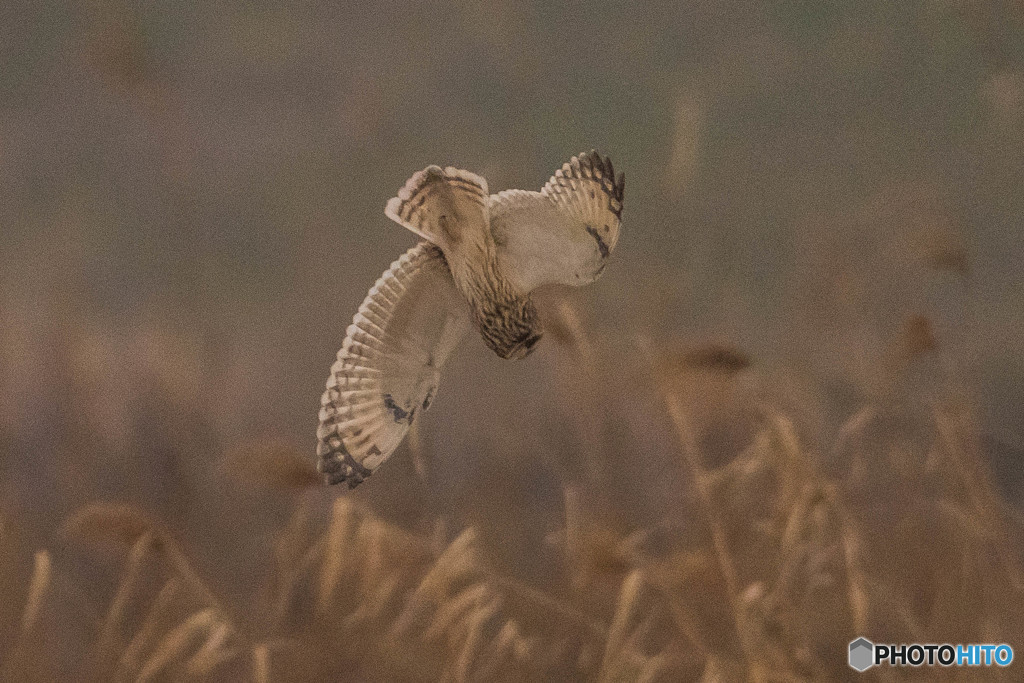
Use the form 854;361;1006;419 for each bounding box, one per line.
849;638;1013;672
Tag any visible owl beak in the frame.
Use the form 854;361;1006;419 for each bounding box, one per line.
507;332;542;360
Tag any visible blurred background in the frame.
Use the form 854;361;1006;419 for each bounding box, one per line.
1;1;1022;680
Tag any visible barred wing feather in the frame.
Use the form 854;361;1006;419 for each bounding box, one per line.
384;165;490;252
317;242;470;487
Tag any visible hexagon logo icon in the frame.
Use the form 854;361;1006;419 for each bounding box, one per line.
849;637;874;672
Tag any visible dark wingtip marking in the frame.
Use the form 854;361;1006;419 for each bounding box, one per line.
318;438;374;487
570;150;625;217
315;432;376;485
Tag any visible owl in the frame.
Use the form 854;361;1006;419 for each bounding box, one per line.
317;151;624;487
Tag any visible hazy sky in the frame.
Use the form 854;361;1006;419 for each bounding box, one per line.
2;1;1022;507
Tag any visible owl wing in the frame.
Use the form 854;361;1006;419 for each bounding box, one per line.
384;165;491;254
489;150;625;292
317;242;470;487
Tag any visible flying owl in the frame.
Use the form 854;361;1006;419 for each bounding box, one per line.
317;151;625;487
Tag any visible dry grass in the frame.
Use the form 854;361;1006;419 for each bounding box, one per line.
0;295;1020;682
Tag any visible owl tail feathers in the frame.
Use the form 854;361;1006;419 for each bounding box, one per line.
384;165;490;247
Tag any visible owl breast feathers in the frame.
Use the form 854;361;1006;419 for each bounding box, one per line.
317;150;624;487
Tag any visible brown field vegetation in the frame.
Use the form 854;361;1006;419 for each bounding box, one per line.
0;293;1021;681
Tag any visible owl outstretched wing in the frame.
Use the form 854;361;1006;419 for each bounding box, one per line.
489;150;625;292
317;242;470;487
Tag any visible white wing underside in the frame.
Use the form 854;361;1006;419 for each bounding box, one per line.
317;242;470;487
489;152;624;292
